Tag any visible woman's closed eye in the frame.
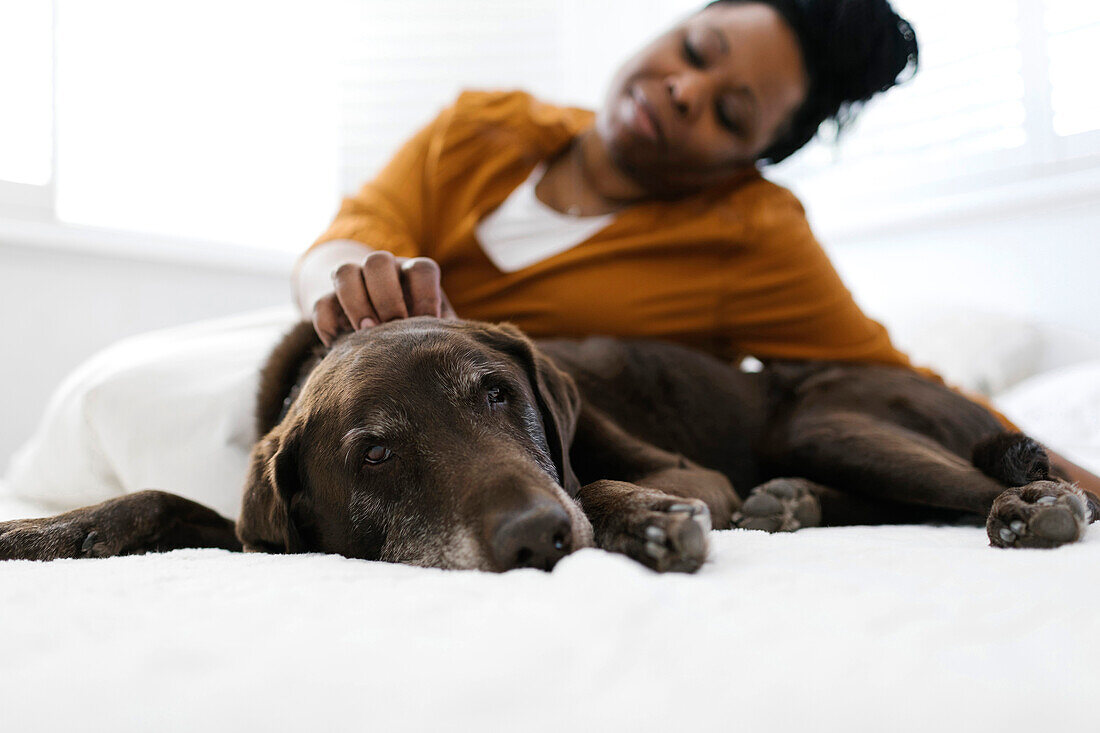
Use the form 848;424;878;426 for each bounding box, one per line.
681;35;747;137
716;101;747;137
682;36;703;68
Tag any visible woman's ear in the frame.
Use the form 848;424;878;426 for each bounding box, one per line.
236;419;308;553
476;322;583;497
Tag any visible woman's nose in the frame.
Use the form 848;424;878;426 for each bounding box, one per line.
666;72;708;121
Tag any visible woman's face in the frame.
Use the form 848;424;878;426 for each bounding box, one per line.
597;2;809;195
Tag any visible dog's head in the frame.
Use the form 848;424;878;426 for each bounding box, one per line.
236;318;594;571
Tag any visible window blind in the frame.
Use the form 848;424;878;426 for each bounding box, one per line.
337;0;565;193
335;0;704;193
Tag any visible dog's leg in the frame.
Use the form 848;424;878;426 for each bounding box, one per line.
0;490;241;561
776;413;1089;548
577;479;712;572
570;405;740;572
974;433;1093;548
570;403;741;523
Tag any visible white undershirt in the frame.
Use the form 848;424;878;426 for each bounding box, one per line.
475;162;616;273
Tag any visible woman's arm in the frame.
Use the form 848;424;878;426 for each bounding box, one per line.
726;186;914;366
293;239;377;317
294;105;455;343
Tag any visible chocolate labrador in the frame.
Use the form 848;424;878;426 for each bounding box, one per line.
1;318;1095;571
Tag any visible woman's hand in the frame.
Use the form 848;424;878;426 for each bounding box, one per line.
311;250;456;346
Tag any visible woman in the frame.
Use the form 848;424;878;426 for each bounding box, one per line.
294;0;1100;493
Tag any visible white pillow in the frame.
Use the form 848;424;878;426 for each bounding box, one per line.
873;303;1100;397
3;307;299;519
877;306;1042;396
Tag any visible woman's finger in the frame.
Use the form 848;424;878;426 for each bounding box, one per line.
362;251;409;323
331;262;379;330
400;257;444;317
313;293;352;346
440;290;457;319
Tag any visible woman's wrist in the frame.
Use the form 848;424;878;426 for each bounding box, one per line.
292;239;377;317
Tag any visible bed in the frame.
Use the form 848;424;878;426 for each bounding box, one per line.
3;306;1099;732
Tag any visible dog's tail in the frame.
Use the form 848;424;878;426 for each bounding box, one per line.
971;432;1051;487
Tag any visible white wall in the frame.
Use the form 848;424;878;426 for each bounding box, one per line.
0;240;289;468
822;196;1100;339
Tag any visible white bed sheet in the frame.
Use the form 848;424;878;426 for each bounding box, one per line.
1;496;1098;733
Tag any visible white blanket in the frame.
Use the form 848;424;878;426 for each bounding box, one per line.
1;511;1097;733
3;311;1100;732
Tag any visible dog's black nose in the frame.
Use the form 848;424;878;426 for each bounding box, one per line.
491;502;573;571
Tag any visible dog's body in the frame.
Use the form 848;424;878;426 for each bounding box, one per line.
2;318;1094;571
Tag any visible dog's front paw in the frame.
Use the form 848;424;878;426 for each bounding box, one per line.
731;478;821;532
628;497;711;573
987;481;1090;549
0;517;112;561
584;486;709;573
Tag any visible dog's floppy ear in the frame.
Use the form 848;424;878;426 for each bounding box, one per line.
474;323;582;497
236;419;309;553
256;321;328;436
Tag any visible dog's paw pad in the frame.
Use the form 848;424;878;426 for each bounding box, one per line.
731;478;821;533
988;481;1089;549
645;540;669;562
632;499;709;573
666;502;711;536
644;524;671;560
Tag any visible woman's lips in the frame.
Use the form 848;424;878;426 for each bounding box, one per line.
629;86;664;144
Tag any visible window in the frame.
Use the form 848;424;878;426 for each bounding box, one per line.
1046;0;1100;138
1;0;341;256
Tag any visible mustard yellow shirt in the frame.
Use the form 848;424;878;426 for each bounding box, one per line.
311;88;912;367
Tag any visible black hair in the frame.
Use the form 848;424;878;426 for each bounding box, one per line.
705;0;919;164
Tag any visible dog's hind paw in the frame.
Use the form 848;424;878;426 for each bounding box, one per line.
987;481;1090;549
731;478;821;533
0;517;107;561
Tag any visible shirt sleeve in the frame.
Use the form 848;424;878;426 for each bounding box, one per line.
725;184;913;367
305;103;453;260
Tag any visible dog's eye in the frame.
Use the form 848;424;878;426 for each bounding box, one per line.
364;445;393;465
486;385;508;407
